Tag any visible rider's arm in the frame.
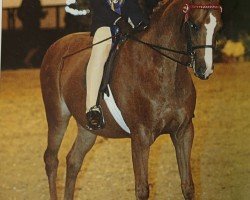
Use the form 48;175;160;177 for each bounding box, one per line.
90;0;121;25
122;0;150;28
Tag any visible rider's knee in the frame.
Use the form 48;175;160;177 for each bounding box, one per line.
93;27;112;45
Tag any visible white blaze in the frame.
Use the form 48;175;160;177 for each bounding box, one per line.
204;13;217;78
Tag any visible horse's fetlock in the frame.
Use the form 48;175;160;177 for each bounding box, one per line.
181;181;195;200
136;185;149;200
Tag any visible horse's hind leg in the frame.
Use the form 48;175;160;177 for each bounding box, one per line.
170;120;195;200
44;103;71;200
64;124;97;200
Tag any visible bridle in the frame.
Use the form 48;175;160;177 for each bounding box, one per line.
183;3;222;66
129;2;223;67
63;1;223;68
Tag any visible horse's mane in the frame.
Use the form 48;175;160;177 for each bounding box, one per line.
150;0;173;17
148;0;176;25
149;0;198;23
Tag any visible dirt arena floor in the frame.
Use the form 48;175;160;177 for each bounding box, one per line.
1;62;250;200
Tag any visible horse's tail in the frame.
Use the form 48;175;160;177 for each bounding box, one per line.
40;35;77;125
40;33;92;123
40;33;90;98
40;38;67;101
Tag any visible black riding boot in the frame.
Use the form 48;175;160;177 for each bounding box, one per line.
86;105;105;130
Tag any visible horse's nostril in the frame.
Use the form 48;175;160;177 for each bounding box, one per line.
195;67;203;76
194;67;210;80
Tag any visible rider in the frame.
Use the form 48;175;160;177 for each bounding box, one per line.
86;0;149;130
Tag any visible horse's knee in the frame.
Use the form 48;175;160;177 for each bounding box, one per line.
181;181;195;200
66;153;82;178
44;149;59;176
135;184;149;200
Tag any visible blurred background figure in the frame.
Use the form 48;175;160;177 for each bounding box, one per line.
221;0;239;40
64;0;91;34
219;0;250;62
17;0;47;66
221;39;245;62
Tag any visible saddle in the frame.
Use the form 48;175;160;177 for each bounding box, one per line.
99;32;125;99
97;33;131;134
99;23;148;98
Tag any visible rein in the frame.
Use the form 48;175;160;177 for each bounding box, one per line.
128;3;222;67
128;35;191;66
63;2;222;67
62;35;118;59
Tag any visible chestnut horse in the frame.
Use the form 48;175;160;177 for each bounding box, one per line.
40;0;222;199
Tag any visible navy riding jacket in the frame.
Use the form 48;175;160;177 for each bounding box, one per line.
90;0;149;35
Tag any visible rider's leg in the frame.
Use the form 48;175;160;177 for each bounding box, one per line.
86;27;112;129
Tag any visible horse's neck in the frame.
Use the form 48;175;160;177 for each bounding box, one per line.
137;0;187;80
148;0;186;51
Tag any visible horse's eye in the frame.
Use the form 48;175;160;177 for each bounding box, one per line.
191;23;199;32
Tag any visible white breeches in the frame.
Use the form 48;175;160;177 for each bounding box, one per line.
86;27;112;111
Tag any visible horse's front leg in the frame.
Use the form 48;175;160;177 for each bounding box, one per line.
170;120;195;200
131;131;151;200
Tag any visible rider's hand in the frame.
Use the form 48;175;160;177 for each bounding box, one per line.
135;21;149;32
115;18;133;35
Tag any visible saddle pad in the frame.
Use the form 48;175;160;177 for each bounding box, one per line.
103;85;131;134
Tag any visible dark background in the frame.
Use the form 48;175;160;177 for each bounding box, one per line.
1;0;250;69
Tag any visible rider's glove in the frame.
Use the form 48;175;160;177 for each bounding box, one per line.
135;21;149;32
114;17;133;35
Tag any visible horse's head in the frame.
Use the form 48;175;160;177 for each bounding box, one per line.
183;0;222;80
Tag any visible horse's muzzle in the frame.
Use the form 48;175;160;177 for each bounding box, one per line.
194;67;213;80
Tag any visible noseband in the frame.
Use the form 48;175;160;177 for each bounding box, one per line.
183;3;222;65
